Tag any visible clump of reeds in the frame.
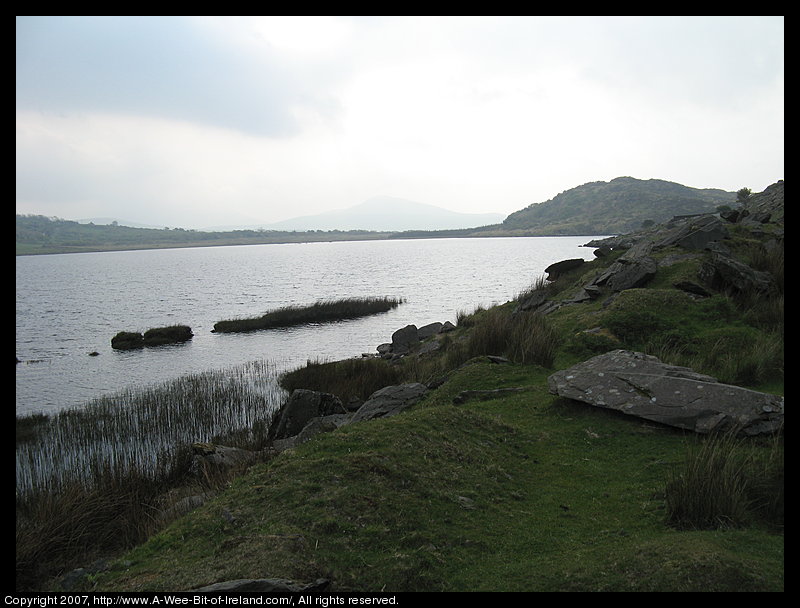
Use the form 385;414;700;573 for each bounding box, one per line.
213;297;404;333
664;429;784;530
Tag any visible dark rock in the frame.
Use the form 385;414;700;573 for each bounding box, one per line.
418;322;444;339
656;215;728;250
698;253;778;295
547;350;783;435
190;443;258;474
517;289;548;312
544;258;585;280
391;324;419;354
349;383;428;424
268;390;347;441
592;256;657;292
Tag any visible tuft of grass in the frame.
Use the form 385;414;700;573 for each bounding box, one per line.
213;297;404;333
665;430;784;531
448;306;560;368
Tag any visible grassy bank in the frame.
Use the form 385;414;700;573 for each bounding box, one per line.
213;297;404;333
88;360;783;592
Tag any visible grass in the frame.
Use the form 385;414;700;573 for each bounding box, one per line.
213;297;404;333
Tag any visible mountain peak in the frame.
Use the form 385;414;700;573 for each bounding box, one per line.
263;196;504;232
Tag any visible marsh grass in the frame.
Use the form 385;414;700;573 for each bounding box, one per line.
214;297;404;333
280;357;406;405
15;360;287;590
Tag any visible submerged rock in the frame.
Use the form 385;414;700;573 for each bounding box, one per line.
547;350;783;435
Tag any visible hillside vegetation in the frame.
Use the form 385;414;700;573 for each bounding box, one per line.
502;177;736;235
70;182;782;593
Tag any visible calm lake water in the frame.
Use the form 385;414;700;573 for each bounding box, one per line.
16;236;604;417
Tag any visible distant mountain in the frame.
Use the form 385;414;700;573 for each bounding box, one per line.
260;196;505;231
502;177;737;235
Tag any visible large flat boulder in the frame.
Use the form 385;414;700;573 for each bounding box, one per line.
547;350;783;435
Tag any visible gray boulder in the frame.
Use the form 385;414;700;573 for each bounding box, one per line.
349;383;429;424
592;256;657;292
418;322;444;339
268;389;347;441
656;215;728;250
698;253;778;295
547;350;783;436
391;324;419;354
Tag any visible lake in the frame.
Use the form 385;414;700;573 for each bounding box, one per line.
16;236;604;417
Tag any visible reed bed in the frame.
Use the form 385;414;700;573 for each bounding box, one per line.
16;360;287;497
213;296;404;333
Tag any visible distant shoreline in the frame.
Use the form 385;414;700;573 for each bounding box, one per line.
15;227;605;256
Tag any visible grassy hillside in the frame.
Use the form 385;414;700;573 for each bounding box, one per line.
502;177;736;235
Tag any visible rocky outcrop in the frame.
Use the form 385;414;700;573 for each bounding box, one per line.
699;252;779;295
268;384;430;452
377;321;455;359
268;390;348;442
547;350;783;436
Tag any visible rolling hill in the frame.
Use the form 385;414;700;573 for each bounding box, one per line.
501;177;738;235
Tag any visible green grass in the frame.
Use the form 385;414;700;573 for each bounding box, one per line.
88;361;783;592
213;297;404;333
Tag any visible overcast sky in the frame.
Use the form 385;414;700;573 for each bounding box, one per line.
16;16;784;229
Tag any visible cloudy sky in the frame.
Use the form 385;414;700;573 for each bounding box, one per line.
16;16;784;229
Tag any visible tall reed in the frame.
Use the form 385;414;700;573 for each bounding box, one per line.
16;359;287;590
16;360;286;498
